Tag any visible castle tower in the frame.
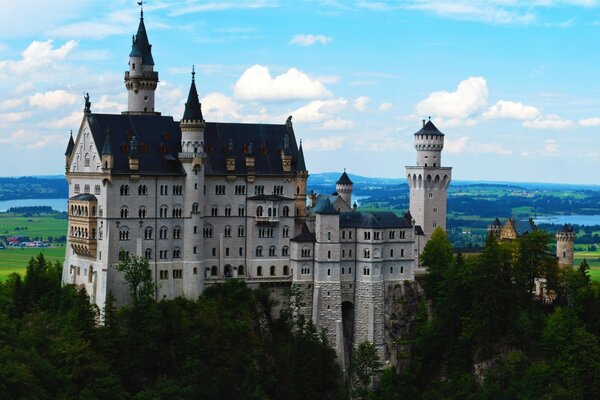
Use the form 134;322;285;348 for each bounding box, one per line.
294;140;309;232
556;224;575;267
64;130;74;172
124;8;159;114
179;69;206;298
336;170;353;208
406;119;452;248
488;217;502;238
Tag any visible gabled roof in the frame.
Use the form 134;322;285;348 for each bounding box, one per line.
182;71;204;122
65;131;74;156
291;223;316;243
339;211;412;228
202;122;301;176
88;113;184;175
509;217;537;236
414;120;444;136
312;198;339;215
336;171;353;185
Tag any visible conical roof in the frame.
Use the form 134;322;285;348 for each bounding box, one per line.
64;131;75;156
336;170;353;185
182;70;204;122
297;142;306;171
133;16;154;66
414;120;444;136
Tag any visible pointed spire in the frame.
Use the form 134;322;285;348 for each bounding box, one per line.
182;67;204;122
297;139;306;172
132;7;154;66
65;130;75;156
101;129;112;155
336;170;353;185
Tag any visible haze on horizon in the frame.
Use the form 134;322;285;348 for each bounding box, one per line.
1;0;600;184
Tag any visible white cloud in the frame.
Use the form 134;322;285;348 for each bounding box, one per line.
291;98;348;123
0;40;78;77
201;92;241;120
170;0;277;16
29;90;78;109
233;65;332;101
444;135;511;155
28;135;64;149
538;139;558;156
483;100;541;120
0;129;28;144
405;1;536;25
378;102;393;111
416;76;488;119
579;117;600;127
94;95;126;113
320;118;355;130
289;34;333;46
0;111;31;123
47;111;83;129
0;97;26;111
302;136;346;151
522;114;574;130
353;96;369;112
445;136;470;154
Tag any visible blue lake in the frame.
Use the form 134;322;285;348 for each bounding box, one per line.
533;215;600;226
0;198;67;212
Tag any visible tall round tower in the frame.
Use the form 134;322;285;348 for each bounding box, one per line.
405;118;452;248
556;224;575;267
124;9;159;114
336;170;353;207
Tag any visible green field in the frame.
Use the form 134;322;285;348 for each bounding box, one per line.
0;246;65;280
0;214;67;238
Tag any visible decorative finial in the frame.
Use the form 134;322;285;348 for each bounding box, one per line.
191;65;195;81
137;1;145;19
299;138;302;146
344;168;346;172
70;129;73;137
428;116;431;121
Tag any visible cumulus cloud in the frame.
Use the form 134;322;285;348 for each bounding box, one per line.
233;65;332;101
378;102;393;111
0;111;31;123
538;139;558;156
0;40;77;77
416;76;488;119
445;136;470;154
522;114;574;130
0;97;26;111
201;92;241;120
290;98;348;123
443;136;511;155
29;90;78;109
579;117;600;127
483;100;541;120
289;34;333;46
353;96;369;112
48;111;83;129
302;136;346;151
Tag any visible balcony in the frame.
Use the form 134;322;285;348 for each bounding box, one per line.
69;236;97;258
255;216;279;225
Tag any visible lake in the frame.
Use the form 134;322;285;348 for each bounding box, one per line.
533;215;600;226
0;198;68;212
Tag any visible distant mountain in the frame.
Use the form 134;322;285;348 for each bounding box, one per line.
0;176;68;201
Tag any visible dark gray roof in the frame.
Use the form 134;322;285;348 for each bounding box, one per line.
493;217;501;226
339;211;411;228
129;40;143;58
101;129;112;155
415;226;424;235
291;223;316;243
414;120;444;136
133;16;154;66
65;132;74;156
203;122;302;176
512;218;537;235
182;73;204;122
248;194;294;202
313;198;339;215
297;142;306;172
336;171;353;185
88;113;185;175
70;193;97;201
559;224;574;233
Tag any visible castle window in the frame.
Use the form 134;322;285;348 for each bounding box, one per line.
401;249;404;257
138;207;147;218
433;221;437;228
193;246;197;254
215;185;226;195
374;232;380;240
282;206;290;217
254;185;264;195
120;185;129;195
84;184;90;193
256;206;263;217
363;267;370;276
120;207;128;218
172;208;183;218
302;247;311;257
390;266;394;274
224;206;232;216
193;226;198;234
119;228;130;241
327;269;331;276
211;266;218;276
95;185;101;195
211;206;218;216
389;231;395;239
224;226;231;237
269;246;276;256
399;230;406;239
212;248;216;257
235;185;246;195
159;270;168;280
238;225;245;237
283;265;289;275
203;225;213;238
364;232;371;240
349;231;352;239
138;185;147;195
433;207;438;213
390;249;394;257
173;226;181;239
159;226;168;239
327;232;331;240
401;266;404;274
301;265;310;275
173;248;181;259
342;267;345;274
328;250;331;259
428;193;433;198
238;206;245;216
257;266;263;276
159;205;168;218
238;265;245;275
144;227;153;240
282;246;289;256
193;267;198;275
364;249;370;258
173;269;183;279
145;248;152;259
282;226;289;238
270;266;276;276
342;249;345;258
256;246;263;257
192;203;199;213
84;153;90;167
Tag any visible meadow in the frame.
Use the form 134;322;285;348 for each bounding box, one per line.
0;246;65;280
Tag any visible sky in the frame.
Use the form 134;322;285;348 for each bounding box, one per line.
1;0;600;184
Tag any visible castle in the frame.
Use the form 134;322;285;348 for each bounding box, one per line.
62;11;451;366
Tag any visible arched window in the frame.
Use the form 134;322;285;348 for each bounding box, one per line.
256;246;263;257
160;226;168;239
270;265;276;276
224;226;231;237
282;206;290;217
173;226;182;239
204;225;213;238
282;246;289;256
257;266;263;276
269;246;276;256
120;207;128;218
138;207;147;218
211;266;218;276
192;202;199;213
173;247;181;258
224;206;232;216
145;248;152;259
283;265;289;275
238;265;245;275
144;227;153;240
256;206;263;217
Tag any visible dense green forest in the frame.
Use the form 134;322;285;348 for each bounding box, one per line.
371;230;600;400
0;255;344;400
2;232;600;399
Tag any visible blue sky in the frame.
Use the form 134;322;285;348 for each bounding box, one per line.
1;0;600;184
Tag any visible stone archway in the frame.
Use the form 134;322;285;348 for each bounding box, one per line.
224;264;232;278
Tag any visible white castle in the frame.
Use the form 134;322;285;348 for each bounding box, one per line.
62;12;452;366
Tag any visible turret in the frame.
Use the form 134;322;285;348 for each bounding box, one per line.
101;129;113;171
414;118;444;167
179;68;206;169
65;130;74;172
124;9;159;114
295;140;308;221
335;170;353;207
556;224;575;267
488;217;502;238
